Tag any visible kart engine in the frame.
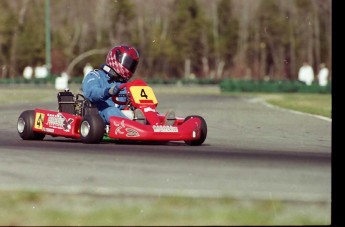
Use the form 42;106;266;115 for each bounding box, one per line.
57;90;97;116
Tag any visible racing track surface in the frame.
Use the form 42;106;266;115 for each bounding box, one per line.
0;88;331;202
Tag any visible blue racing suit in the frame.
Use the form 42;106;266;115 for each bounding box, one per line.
82;69;128;124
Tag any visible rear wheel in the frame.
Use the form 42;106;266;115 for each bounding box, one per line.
17;110;45;140
80;114;105;144
184;115;207;146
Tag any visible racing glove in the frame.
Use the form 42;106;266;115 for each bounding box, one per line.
109;83;126;96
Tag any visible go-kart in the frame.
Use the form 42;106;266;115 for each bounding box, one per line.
17;79;207;145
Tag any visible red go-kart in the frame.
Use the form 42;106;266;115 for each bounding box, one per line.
17;79;207;145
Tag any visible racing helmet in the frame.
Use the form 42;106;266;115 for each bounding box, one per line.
105;45;139;81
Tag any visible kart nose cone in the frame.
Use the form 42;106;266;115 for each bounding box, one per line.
17;118;25;133
80;121;91;137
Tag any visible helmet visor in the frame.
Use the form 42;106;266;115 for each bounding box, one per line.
116;52;138;73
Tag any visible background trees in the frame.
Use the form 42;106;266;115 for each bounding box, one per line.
0;0;332;81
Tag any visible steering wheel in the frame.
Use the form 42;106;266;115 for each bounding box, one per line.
111;84;130;106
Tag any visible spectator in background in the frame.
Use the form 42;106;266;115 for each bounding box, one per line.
83;63;93;78
298;61;314;86
23;65;33;80
317;63;329;87
34;62;48;79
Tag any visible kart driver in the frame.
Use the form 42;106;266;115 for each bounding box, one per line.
82;45;146;124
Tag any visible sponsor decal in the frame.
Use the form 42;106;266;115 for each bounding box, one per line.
143;107;156;113
126;128;140;137
114;120;140;137
46;113;74;132
152;125;178;133
43;128;55;133
34;113;45;130
114;120;125;135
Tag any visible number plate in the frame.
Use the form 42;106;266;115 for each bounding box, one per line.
34;112;45;129
129;86;158;105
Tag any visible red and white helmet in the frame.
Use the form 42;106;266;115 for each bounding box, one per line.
105;45;139;81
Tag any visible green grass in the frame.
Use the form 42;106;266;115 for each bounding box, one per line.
221;92;332;119
255;93;332;118
0;190;330;226
0;84;82;104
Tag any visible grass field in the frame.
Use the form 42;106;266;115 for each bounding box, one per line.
253;93;332;118
0;84;331;225
0;190;330;226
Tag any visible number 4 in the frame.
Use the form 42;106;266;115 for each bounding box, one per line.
140;89;148;99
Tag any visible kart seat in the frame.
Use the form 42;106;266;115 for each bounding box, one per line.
82;99;99;116
57;91;75;114
74;94;99;117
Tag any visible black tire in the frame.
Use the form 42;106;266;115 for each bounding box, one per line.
17;110;46;140
79;114;105;144
184;115;207;146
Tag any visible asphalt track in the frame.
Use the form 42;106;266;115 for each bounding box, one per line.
0;89;331;202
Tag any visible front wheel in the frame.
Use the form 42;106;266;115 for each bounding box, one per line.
80;114;105;144
17;110;46;140
184;115;207;146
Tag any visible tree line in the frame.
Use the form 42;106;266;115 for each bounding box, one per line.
0;0;332;81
